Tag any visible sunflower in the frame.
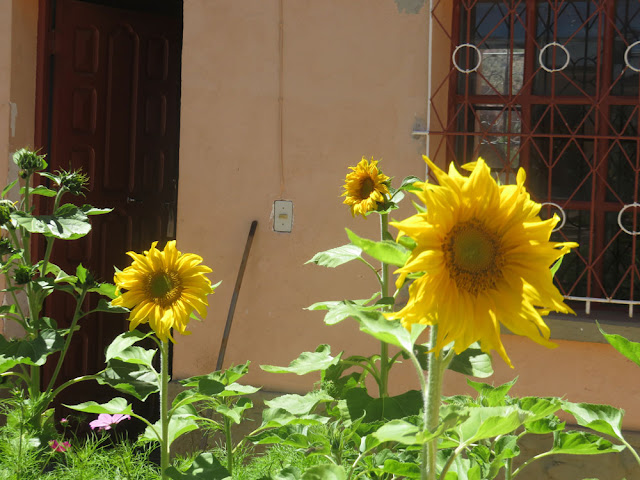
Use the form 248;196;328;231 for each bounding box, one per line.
112;241;213;342
342;157;390;217
387;157;577;367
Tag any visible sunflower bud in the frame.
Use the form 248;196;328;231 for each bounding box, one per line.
59;169;89;196
13;149;46;176
14;265;33;285
0;200;16;227
0;238;15;256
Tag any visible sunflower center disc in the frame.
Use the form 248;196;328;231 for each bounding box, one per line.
360;177;375;198
443;219;504;295
148;272;183;308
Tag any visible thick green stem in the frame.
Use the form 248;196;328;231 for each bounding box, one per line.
621;437;640;469
224;415;234;475
160;340;170;479
423;325;444;480
46;288;88;392
379;213;390;398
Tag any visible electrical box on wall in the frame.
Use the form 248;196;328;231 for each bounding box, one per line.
273;200;293;233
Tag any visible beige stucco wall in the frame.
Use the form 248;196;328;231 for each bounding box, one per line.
176;0;640;434
0;0;38;338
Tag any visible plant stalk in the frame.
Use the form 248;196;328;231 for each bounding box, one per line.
423;325;444;480
224;415;234;475
379;212;390;398
160;339;170;479
46;288;88;392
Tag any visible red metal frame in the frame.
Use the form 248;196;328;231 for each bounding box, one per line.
428;0;640;315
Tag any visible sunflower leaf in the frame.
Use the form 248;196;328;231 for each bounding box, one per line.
261;344;341;375
21;185;57;197
550;430;625;455
80;205;113;215
0;329;65;373
64;397;133;415
88;298;130;315
447;344;494;378
345;229;410;267
2;179;18;198
142;404;199;447
561;402;624;441
300;465;347;480
165;452;231;480
97;360;159;401
11;204;92;240
306;297;381;326
598;324;640;368
306;244;362;268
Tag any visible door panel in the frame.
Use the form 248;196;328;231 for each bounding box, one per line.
41;0;182;408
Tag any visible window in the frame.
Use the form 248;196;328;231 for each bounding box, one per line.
429;0;640;316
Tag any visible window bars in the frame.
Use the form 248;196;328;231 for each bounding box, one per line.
420;0;640;317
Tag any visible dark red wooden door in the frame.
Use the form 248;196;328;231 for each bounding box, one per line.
40;0;182;403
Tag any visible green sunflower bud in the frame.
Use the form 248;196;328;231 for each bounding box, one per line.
13;148;46;174
0;238;15;256
58;168;89;196
0;200;16;227
14;265;33;285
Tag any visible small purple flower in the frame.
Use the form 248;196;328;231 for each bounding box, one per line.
50;440;71;452
89;413;131;431
60;417;69;426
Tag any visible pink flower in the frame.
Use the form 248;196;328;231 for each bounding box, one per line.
60;417;69;425
49;440;71;452
89;413;131;431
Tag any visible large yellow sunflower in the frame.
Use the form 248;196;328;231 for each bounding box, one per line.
387;157;577;367
342;157;390;217
112;241;213;342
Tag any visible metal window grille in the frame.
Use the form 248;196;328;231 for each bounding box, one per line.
424;0;640;317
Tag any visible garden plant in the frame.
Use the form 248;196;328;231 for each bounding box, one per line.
1;148;640;479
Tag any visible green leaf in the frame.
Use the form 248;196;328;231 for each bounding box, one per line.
550;430;625;455
21;185;57;197
598;324;640;368
11;204;92;239
75;263;88;284
105;330;154;360
550;256;563;277
372;419;420;444
80;205;113;215
260;408;329;429
455;406;529;444
305;298;380;326
380;459;421;478
525;416;565;435
447;344;494;378
165;452;231;480
142;404;199;447
265;391;333;416
466;378;517;407
562;402;624;441
2;179;18;198
96;359;159;401
344;388;422;422
106;344;156;367
0;329;65;373
92;282;118;299
220;382;260;396
305;244;362;268
64;397;133;415
518;397;562;424
346;304;426;352
89;298;130;314
301;465;346;480
261;344;341;375
345;229;411;267
215;398;252;424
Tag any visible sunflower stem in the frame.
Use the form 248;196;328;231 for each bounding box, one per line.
46;287;88;392
160;339;170;479
423;325;444;480
379;212;390;399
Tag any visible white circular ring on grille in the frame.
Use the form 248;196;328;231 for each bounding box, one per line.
539;42;570;73
617;203;640;235
540;202;566;232
624;41;640;73
452;43;482;73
